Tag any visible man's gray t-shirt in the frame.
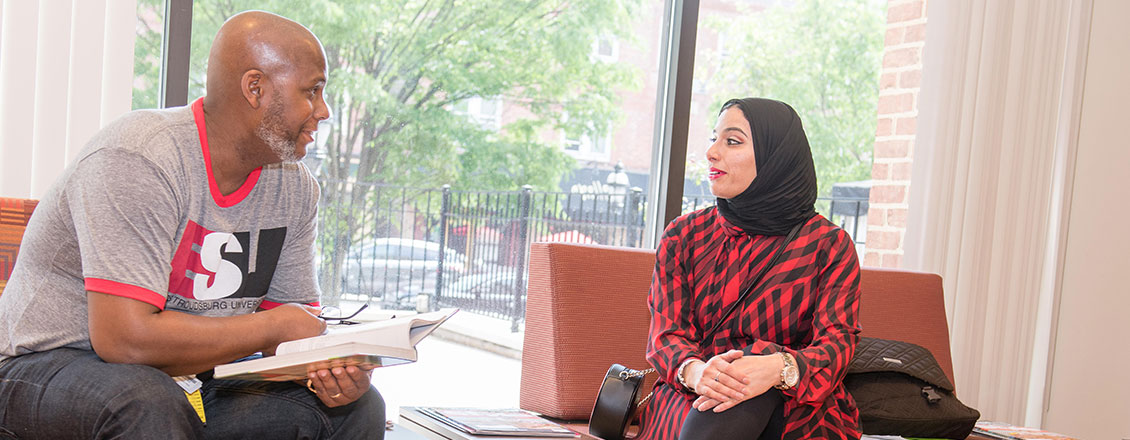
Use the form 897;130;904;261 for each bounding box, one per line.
0;98;320;360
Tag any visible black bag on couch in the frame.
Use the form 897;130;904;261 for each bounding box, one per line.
589;364;654;440
844;337;981;439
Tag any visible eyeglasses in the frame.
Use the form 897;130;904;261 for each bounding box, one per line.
318;304;369;325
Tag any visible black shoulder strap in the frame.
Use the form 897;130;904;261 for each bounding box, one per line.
700;219;806;344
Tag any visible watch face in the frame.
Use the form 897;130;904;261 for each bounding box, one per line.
784;366;799;387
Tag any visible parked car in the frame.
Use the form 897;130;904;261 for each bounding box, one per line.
443;271;525;316
340;238;466;307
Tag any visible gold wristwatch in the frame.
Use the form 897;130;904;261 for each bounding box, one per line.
775;352;799;390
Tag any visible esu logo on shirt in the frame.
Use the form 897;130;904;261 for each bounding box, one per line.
192;231;243;299
167;220;286;301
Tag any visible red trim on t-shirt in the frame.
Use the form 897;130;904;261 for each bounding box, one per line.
192;98;262;208
259;300;321;310
84;278;167;310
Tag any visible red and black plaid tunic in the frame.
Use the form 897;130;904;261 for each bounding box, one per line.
639;207;862;440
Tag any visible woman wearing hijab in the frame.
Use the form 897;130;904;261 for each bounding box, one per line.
639;98;861;439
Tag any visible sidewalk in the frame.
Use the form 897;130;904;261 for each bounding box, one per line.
430;310;524;360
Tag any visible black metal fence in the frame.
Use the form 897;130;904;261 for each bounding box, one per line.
316;180;867;331
681;194;870;245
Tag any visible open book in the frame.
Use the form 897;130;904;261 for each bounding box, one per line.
213;308;458;381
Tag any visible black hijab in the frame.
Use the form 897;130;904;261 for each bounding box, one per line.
715;98;817;236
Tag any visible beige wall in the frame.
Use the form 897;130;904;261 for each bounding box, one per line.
1043;0;1130;438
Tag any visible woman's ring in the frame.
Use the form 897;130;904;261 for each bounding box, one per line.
713;372;720;381
306;379;317;394
330;392;343;398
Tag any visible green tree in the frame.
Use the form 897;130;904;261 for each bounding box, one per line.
134;0;641;303
702;0;886;198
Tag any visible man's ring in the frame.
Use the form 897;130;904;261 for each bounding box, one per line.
330;392;343;398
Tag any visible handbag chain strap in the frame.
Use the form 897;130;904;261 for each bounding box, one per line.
618;368;655;380
619;367;657;410
700;221;805;345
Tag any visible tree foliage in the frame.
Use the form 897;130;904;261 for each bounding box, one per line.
701;0;887;197
181;0;636;191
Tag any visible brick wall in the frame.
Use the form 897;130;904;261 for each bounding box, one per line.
864;0;927;268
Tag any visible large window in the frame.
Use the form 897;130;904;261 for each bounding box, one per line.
134;0;887;420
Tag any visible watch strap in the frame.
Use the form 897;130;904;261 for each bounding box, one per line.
675;358;701;392
775;352;798;390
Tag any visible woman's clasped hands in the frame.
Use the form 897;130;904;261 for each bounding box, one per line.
685;350;786;413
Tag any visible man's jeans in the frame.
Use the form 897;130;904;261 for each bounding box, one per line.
0;348;385;439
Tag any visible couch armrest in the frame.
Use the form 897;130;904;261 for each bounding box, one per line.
859;267;955;385
520;242;657;420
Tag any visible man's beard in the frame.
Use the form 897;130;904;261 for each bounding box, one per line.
256;95;302;163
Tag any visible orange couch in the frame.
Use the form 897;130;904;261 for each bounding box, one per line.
0;197;38;295
519;241;954;422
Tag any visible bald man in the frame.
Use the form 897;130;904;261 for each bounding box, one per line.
0;11;385;439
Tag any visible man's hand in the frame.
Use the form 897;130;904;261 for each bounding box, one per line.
307;365;374;407
260;303;326;352
692;352;785;413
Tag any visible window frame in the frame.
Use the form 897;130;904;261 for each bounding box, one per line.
158;0;193;109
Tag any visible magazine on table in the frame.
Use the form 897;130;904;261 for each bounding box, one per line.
417;407;580;438
213;308;458;381
972;421;1079;440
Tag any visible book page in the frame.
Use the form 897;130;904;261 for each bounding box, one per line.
276;308;457;355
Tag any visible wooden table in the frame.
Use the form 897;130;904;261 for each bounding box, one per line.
398;407;596;440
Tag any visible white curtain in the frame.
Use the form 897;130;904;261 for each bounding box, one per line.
0;0;138;199
904;0;1092;427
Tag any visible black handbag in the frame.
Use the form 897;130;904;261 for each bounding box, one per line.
588;222;804;440
588;364;655;440
845;337;981;439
